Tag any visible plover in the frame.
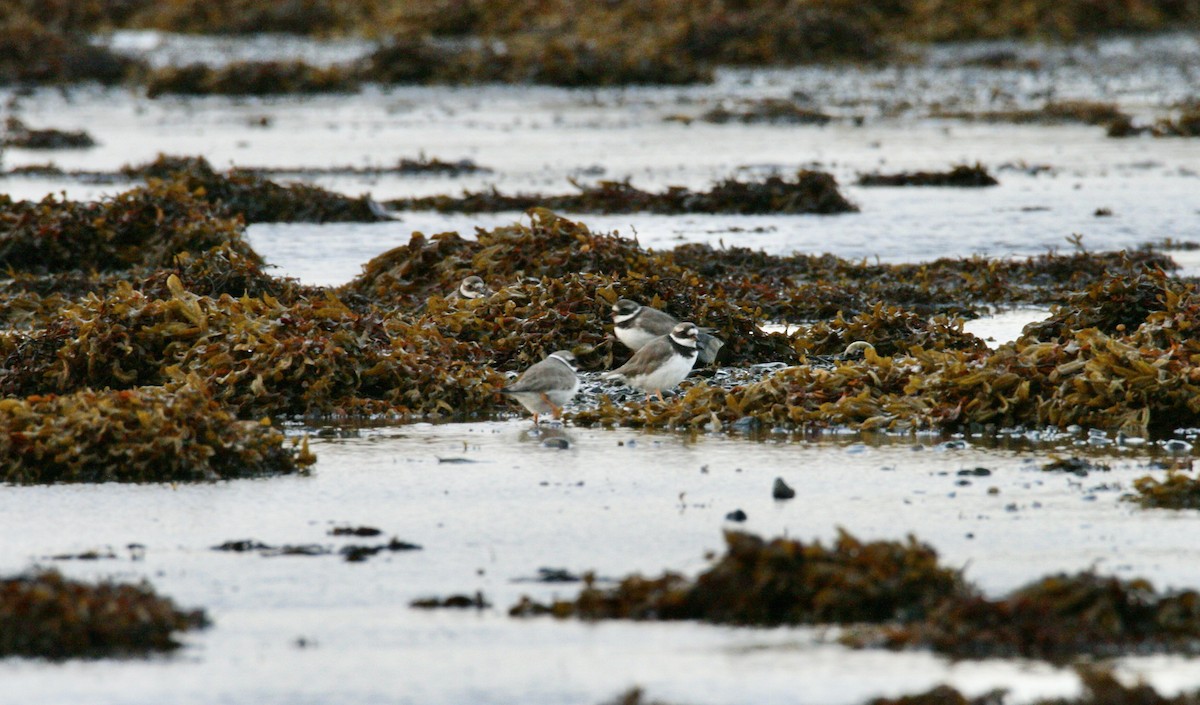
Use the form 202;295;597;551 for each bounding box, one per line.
611;298;723;365
447;275;493;301
604;322;699;400
501;350;579;424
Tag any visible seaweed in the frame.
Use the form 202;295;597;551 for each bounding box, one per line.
1109;108;1200;138
698;98;833;125
143;61;360;98
385;171;857;215
515;528;1200;663
0;569;207;659
857;165;999;188
1128;470;1200;509
0;180;254;273
0;274;507;418
0;16;141;85
6;1;1200;90
865;669;1194;705
2;117;96;149
932;101;1131;127
0;378;314;484
122;155;388;223
879;571;1200;662
410;592;490;609
510;529;965;625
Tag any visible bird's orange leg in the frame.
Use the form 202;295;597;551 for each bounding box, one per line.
539;393;564;420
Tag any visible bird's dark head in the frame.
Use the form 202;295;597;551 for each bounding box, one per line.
671;322;699;347
612;298;641;320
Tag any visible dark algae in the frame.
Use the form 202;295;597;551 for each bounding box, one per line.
514;529;1200;663
511;530;964;625
0;569;207;659
857;165;999;187
4;0;1200;90
1;181;1195;437
0;380;314;484
604;668;1200;705
385;170;857;215
2;118;96;150
1128;468;1200;509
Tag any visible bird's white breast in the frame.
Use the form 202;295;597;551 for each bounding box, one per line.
614;324;660;351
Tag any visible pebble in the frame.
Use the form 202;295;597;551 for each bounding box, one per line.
772;477;796;500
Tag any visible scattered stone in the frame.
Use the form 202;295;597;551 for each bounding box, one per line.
725;509;748;522
772;477;796;500
957;467;992;476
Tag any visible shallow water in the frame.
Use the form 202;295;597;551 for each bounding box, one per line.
4;424;1200;704
4;32;1200;704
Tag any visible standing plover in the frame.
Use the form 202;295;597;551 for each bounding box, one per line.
447;275;493;301
611;298;723;365
604;322;699;400
501;350;579;424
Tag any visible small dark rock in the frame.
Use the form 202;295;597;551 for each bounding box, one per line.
957;467;992;476
212;539;271;552
725;509;748;522
772;477;796;500
535;567;581;583
328;526;383;537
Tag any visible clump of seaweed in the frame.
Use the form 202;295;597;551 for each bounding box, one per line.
0;180;253;273
515;528;1200;663
384;171;857;215
879;571;1200;662
0;275;506;418
1152;107;1200;137
411;592;490;609
510;529;966;625
857;165;998;187
0;377;314;484
143;61;360;98
0;15;141;85
1024;266;1179;342
698;98;832;125
0;569;207;658
124;155;388;223
933;101;1131;128
1109;108;1200;138
2;117;96;149
1128;470;1200;509
865;669;1195;705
